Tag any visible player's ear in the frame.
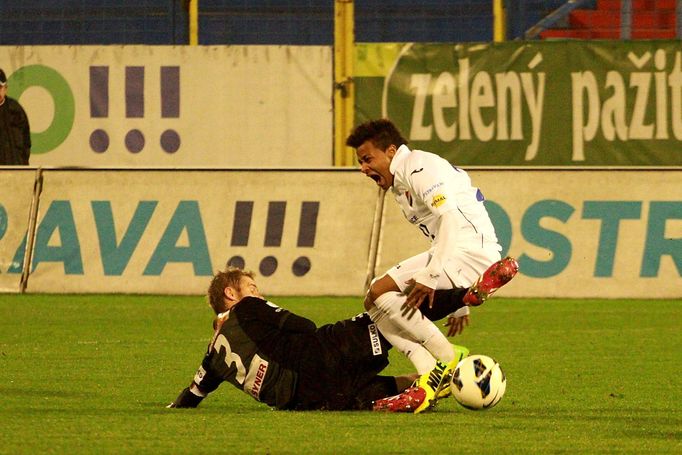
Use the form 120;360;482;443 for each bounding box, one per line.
224;286;238;303
386;144;397;159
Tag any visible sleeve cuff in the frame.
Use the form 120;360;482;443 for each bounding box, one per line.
412;268;440;289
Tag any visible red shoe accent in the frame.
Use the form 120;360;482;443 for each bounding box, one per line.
463;257;519;307
372;386;426;412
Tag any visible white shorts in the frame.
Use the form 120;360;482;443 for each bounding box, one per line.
385;247;502;292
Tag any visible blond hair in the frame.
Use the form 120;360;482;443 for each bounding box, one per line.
207;267;255;314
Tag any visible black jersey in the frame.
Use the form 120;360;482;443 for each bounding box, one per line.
191;297;317;409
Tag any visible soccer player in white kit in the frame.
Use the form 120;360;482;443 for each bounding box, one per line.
346;119;518;413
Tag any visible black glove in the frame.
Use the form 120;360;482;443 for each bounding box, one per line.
167;387;204;408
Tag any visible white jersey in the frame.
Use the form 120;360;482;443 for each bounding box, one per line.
387;145;502;290
390;145;498;249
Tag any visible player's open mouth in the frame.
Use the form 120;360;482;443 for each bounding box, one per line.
370;175;380;184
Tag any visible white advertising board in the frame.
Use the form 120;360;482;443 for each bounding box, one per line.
4;168;680;298
1;45;332;167
17;169;376;295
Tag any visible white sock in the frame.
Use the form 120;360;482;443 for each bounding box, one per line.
367;306;437;374
374;291;455;363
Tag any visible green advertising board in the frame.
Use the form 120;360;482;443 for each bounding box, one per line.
355;41;682;166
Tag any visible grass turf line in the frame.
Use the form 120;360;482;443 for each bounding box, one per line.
1;294;681;454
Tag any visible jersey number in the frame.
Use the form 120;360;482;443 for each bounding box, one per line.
419;223;435;240
214;334;247;384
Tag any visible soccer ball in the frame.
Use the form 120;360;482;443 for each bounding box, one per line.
450;354;506;410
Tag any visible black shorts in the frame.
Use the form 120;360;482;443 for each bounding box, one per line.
290;312;396;411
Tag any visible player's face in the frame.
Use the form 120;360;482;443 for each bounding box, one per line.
236;275;261;299
356;140;396;190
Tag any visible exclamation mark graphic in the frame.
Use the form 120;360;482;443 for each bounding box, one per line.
160;66;181;154
125;66;145;154
225;200;318;277
226;201;254;270
293;201;319;276
89;66;110;153
260;202;286;276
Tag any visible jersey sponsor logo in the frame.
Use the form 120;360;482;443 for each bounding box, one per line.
410;168;424;175
193;365;207;385
250;363;268;398
244;354;269;400
368;323;383;356
431;194;447;208
422;182;444;198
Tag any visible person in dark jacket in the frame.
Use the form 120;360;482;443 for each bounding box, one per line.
0;69;31;165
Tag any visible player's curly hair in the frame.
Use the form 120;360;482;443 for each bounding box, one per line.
207;267;255;315
345;118;408;150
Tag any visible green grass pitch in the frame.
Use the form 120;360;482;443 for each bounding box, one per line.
1;294;680;454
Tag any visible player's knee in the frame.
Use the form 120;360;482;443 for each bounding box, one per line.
364;279;382;310
364;289;377;311
365;276;398;310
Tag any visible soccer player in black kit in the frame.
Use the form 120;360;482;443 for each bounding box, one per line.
169;268;420;411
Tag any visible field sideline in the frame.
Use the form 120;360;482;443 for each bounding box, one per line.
1;294;681;454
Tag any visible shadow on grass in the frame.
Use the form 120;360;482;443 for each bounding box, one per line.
0;386;96;399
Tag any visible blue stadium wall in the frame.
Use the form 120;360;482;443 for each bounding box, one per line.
0;0;565;45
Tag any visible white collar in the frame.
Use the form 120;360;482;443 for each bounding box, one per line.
389;144;411;176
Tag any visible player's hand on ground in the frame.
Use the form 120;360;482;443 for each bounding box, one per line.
403;279;435;312
445;314;469;337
